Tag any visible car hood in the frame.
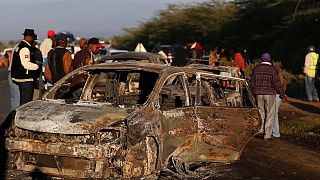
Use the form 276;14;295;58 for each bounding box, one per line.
14;100;134;134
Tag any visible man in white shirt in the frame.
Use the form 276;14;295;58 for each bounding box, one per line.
40;29;55;58
39;29;55;96
11;29;41;105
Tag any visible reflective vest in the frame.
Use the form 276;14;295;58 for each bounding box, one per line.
307;52;319;75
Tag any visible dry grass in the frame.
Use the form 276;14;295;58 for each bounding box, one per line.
281;120;320;135
281;120;320;151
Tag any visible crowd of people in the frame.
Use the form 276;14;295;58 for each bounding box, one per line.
3;28;319;141
7;28;104;110
168;43;318;140
206;45;318;139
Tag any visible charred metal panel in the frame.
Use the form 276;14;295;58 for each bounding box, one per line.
126;107;161;146
160;107;197;164
102;52;163;64
123;136;159;178
6;138;123;159
194;106;261;160
5;124;125;178
13;153;119;178
156;106;261;166
14;100;130;134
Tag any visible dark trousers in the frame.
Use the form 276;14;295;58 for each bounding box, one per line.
17;81;34;105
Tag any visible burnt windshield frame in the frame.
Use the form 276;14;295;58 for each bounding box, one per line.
82;69;159;106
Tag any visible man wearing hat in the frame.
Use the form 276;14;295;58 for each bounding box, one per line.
44;33;72;85
250;53;287;140
11;28;41;105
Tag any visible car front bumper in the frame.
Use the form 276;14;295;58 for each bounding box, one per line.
6;137;124;178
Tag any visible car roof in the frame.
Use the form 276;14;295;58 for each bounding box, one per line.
83;62;168;73
98;47;128;53
82;62;206;75
82;62;243;81
108;49;128;53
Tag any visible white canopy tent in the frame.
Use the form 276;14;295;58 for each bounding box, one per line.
134;43;147;52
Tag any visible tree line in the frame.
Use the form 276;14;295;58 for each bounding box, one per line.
111;0;320;74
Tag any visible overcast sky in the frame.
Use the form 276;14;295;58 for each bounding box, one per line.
0;0;208;41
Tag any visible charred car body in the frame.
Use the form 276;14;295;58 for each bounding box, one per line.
4;62;261;178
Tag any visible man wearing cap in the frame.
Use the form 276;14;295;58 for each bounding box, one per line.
11;29;41;105
40;29;55;58
70;37;104;98
72;37;104;70
44;33;72;84
250;53;287;140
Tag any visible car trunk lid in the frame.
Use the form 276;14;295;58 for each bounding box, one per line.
14;100;134;134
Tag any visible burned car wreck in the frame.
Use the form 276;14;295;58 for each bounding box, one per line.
4;62;261;178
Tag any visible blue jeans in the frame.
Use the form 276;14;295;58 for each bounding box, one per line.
305;75;319;101
8;72;20;110
272;94;281;137
39;71;46;98
17;81;34;105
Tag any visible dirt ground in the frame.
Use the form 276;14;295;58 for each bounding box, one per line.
202;97;320;180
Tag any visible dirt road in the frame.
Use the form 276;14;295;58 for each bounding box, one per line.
0;69;319;179
0;69;10;125
224;137;320;180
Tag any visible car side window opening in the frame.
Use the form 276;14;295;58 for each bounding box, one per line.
191;73;254;107
220;77;255;107
89;70;158;107
46;70;89;103
159;73;190;110
196;78;227;107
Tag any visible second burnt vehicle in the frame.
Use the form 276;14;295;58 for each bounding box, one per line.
3;62;261;179
100;51;167;64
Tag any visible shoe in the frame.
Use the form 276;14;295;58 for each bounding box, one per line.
272;134;280;138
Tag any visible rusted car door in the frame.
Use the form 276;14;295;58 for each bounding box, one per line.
192;73;261;162
157;72;198;165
